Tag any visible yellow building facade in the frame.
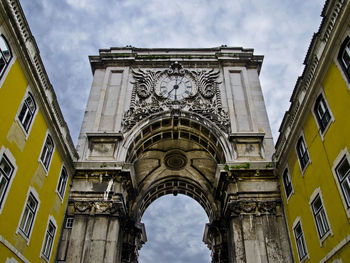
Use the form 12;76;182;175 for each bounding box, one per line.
0;1;77;263
275;0;350;262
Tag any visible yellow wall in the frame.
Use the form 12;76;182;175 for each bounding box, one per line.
281;61;350;262
0;46;70;262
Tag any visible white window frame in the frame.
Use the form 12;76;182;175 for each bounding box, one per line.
309;188;332;245
40;215;57;262
56;165;68;201
0;146;17;214
332;148;350;218
65;216;74;229
39;131;55;173
0;27;16;88
15;87;38;138
295;133;311;174
282;166;294;202
17;187;40;244
292;217;309;263
312;90;334;140
336;35;350;87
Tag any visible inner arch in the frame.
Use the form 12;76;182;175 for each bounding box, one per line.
135;176;216;222
125;115;228;164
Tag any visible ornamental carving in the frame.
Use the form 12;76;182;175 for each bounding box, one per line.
122;62;230;133
74;201;93;213
193;69;220;99
131;68;162;99
73;200;125;215
227;201;278;216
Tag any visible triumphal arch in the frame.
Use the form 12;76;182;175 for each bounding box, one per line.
57;47;293;262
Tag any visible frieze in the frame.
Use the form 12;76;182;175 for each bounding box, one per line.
72;200;126;216
226;200;278;216
122;62;230;133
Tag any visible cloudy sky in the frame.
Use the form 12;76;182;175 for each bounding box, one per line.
20;0;324;262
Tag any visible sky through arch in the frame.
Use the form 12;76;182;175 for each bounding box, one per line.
139;194;211;263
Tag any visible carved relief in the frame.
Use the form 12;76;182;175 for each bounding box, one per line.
122;62;230;133
72;200;125;215
131;68;162;99
74;201;93;213
193;69;220;99
227;200;278;216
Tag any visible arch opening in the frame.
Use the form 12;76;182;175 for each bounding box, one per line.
138;194;211;263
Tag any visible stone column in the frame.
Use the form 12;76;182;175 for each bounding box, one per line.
226;200;293;263
121;220;146;263
66;214;89;262
228;215;246;263
104;216;121;262
65;200;125;263
203;220;230;263
89;216;109;262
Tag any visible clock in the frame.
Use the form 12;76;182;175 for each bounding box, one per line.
157;75;194;101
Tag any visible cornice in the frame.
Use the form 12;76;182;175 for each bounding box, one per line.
274;0;349;167
88;46;264;74
1;0;78;163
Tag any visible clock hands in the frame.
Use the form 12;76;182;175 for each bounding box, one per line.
167;75;181;100
161;74;192;101
167;82;179;100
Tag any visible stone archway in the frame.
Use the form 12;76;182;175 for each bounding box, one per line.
56;48;293;263
120;115;229;262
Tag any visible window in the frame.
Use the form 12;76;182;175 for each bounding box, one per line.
65;217;74;228
314;94;331;133
41;220;56;260
0;35;12;79
282;168;293;199
293;221;308;261
18;92;37;132
311;194;330;239
57;167;68;199
0;154;14;208
296;137;310;171
19;192;38;238
40;134;54;170
335;156;350;207
338;36;350;81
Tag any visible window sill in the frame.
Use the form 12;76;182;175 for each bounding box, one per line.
319;230;333;247
16;229;31;246
300;160;311;176
319;119;334;142
38;160;50;175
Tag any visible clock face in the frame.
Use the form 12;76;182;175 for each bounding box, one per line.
158;75;194;100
